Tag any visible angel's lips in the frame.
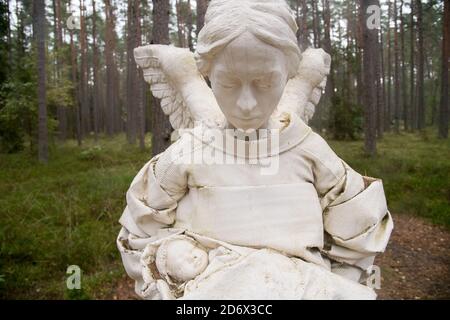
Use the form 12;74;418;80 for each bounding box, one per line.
236;116;259;121
230;114;265;127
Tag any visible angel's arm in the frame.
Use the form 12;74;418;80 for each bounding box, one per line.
301;132;393;283
117;137;194;299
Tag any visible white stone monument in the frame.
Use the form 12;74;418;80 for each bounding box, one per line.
117;0;393;300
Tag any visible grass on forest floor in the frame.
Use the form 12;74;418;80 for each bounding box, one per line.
0;130;448;299
0;134;152;299
328;129;450;228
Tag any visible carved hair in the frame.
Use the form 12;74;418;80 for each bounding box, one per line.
195;0;302;79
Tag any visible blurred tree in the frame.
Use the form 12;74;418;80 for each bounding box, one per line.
151;0;172;156
33;0;49;163
362;0;379;156
410;0;416;131
196;0;208;36
416;0;425;129
439;0;449;139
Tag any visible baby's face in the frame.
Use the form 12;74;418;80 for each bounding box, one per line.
165;239;208;282
209;31;289;131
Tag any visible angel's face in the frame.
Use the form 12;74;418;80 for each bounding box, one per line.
209;32;289;131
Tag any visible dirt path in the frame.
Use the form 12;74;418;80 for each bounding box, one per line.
375;213;450;299
110;213;450;300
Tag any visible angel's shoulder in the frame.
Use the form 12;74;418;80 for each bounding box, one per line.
159;131;197;161
156;130;205;172
297;131;344;181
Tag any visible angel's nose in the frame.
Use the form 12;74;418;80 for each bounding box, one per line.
237;85;257;115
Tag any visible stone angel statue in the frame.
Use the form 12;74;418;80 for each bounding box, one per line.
117;0;393;300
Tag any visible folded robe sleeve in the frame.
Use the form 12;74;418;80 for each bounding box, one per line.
116;140;189;299
303;133;394;282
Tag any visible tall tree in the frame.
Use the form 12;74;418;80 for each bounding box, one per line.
386;0;392;131
410;0;416;131
439;0;449;138
104;0;118;136
393;0;400;133
196;0;208;37
311;0;321;48
92;0;100;141
79;0;89;137
176;0;185;47
362;0;378;156
69;20;82;145
416;0;425;129
151;0;172;155
400;0;408;130
134;0;146;150
296;0;309;51
376;20;384;138
379;22;387;137
33;0;48;163
186;0;194;51
344;1;356;104
356;0;364;110
5;0;12;67
127;0;138;144
54;0;67;140
321;0;334;123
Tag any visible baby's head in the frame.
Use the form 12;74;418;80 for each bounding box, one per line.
155;236;209;283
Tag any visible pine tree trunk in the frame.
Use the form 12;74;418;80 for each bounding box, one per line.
410;0;416;131
135;0;146;150
54;0;67;141
176;0;185;47
297;0;309;51
92;0;100;141
393;0;400;133
386;1;392;131
127;0;137;144
104;0;117;136
151;0;172;156
311;0;321;48
356;1;364;110
33;0;48;163
6;0;12;67
187;0;194;51
376;21;384;139
380;25;387;137
416;0;425;129
79;0;89;137
400;0;408;131
439;0;449;139
196;0;208;36
322;0;334;121
362;0;378;156
70;29;82;146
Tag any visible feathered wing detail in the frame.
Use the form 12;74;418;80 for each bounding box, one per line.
134;47;194;129
275;48;331;124
134;45;225;131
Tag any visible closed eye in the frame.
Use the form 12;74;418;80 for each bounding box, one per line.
253;79;272;89
218;82;237;89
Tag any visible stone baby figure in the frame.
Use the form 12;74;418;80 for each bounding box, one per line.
156;235;209;284
140;235;209;299
117;0;394;300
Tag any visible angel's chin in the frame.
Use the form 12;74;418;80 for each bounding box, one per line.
229;117;265;131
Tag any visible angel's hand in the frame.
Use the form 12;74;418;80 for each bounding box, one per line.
297;48;331;88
